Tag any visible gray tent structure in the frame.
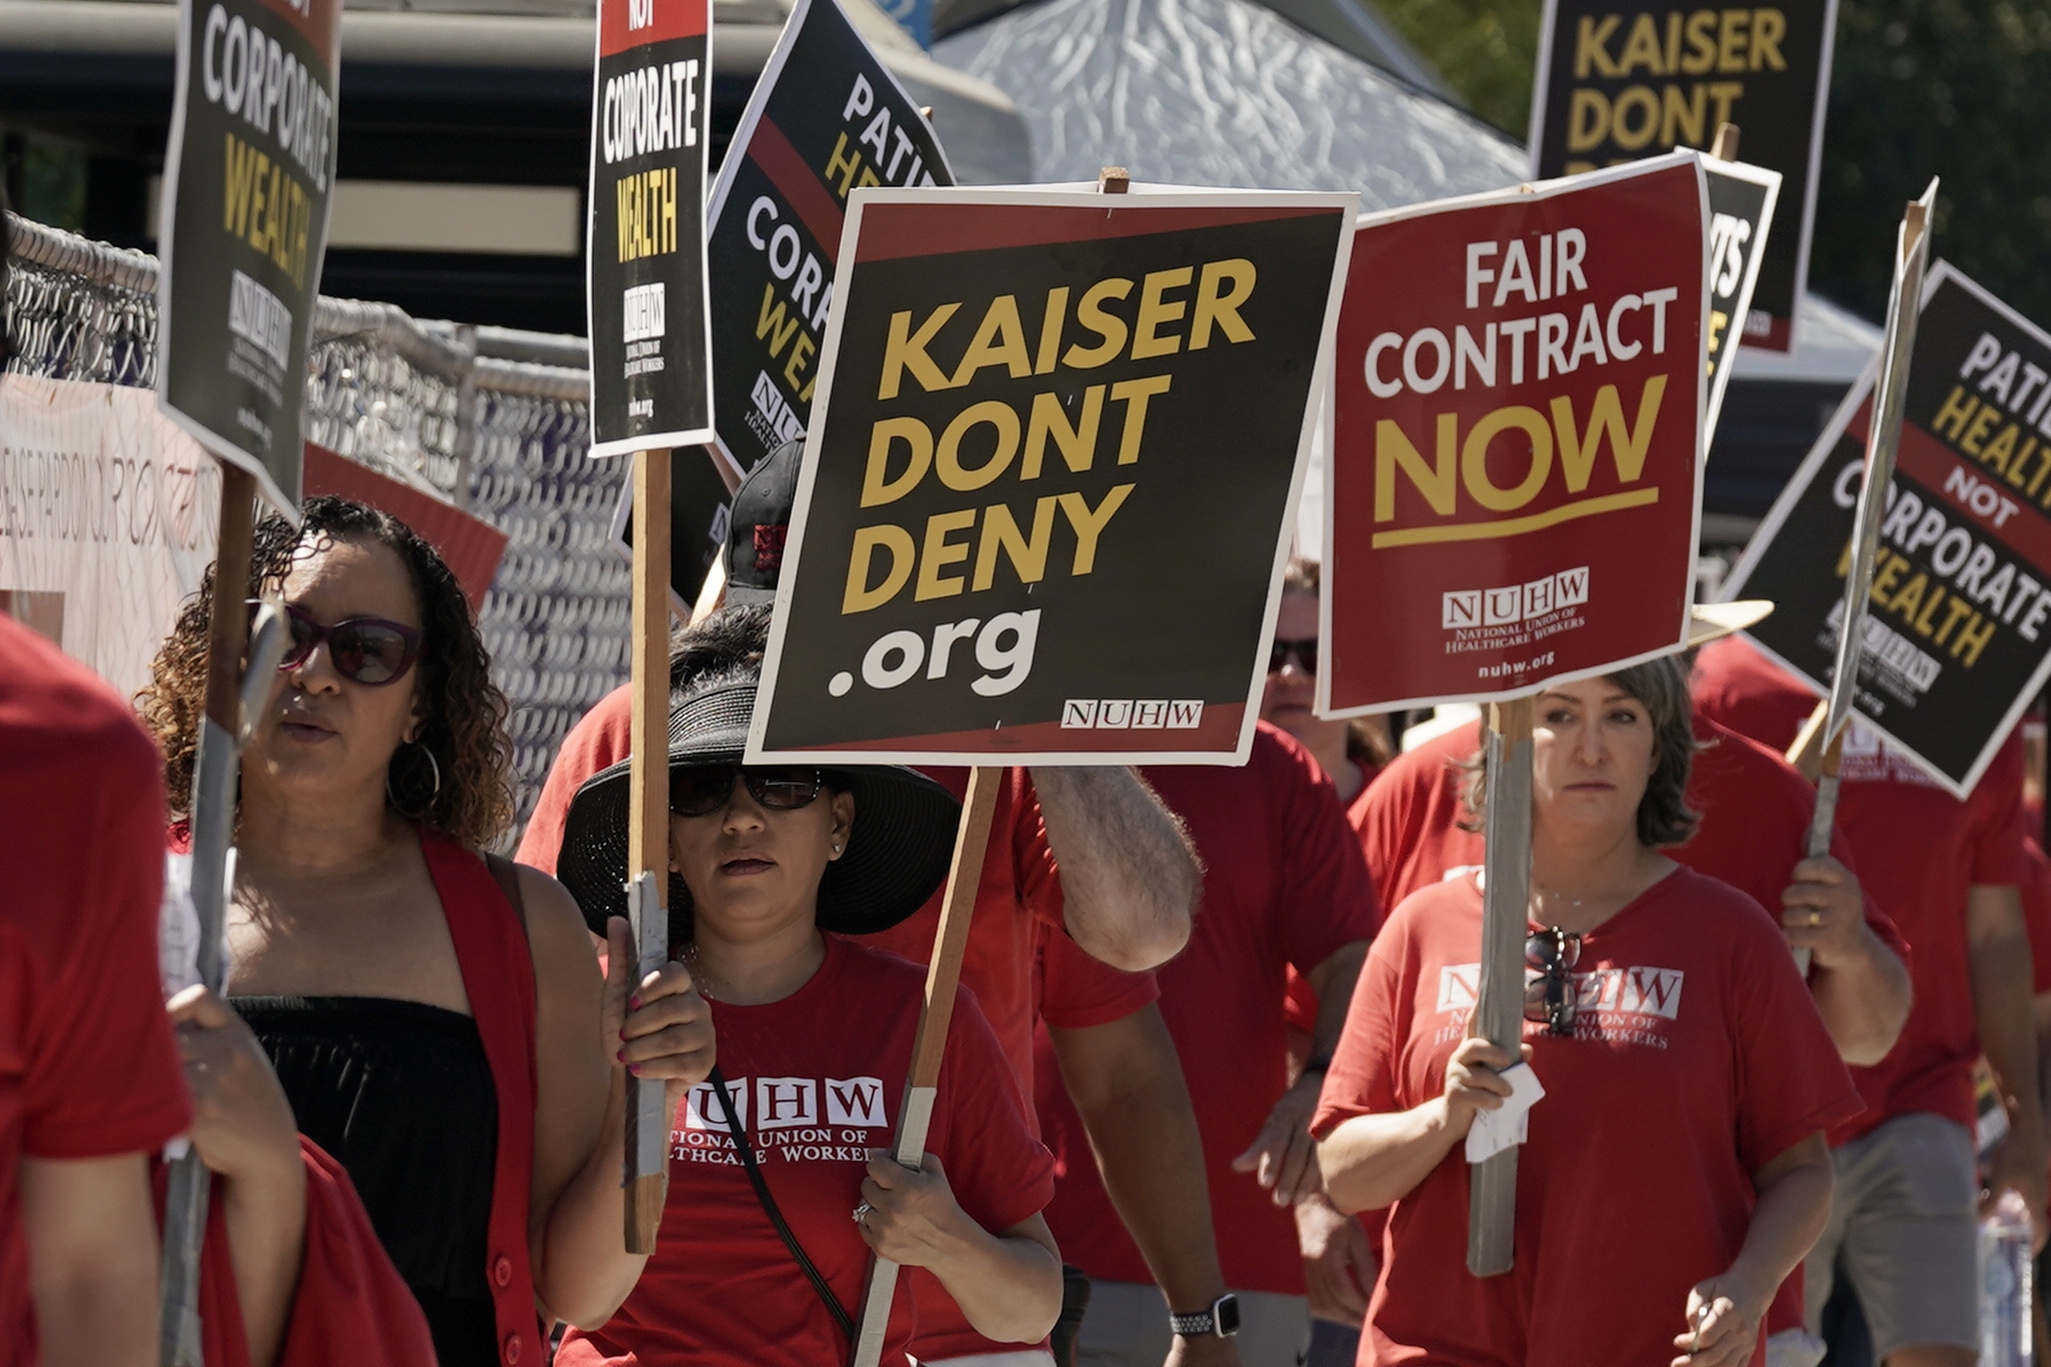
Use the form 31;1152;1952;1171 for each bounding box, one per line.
934;0;1522;207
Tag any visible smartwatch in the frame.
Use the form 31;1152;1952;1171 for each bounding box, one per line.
1169;1293;1241;1339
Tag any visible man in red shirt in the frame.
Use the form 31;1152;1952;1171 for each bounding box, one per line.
519;441;1240;1366
1039;724;1378;1366
0;612;195;1367
1694;635;2045;1367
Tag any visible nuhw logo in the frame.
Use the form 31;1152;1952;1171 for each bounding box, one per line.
681;1075;888;1132
1061;699;1204;729
1443;566;1589;630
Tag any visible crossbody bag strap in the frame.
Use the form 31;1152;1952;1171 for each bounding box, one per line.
709;1064;855;1343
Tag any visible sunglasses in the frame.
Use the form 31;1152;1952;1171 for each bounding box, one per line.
1524;926;1582;1037
249;601;423;687
1269;637;1318;675
671;765;827;818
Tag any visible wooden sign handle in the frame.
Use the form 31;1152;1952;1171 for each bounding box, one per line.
1709;122;1740;161
847;766;1002;1367
625;447;673;1252
1469;696;1533;1278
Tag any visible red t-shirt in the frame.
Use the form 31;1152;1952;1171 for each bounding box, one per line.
558;936;1053;1367
514;681;634;877
1035;724;1378;1295
0;616;193;1364
1693;637;2028;1137
1313;869;1861;1367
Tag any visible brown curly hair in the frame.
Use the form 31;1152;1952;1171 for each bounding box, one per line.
136;495;515;848
1460;654;1700;848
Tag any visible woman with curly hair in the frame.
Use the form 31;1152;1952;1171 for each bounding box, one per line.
1311;658;1861;1367
138;496;714;1367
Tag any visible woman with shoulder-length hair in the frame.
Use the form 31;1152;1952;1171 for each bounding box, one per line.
553;603;1063;1367
1311;655;1860;1367
137;495;713;1367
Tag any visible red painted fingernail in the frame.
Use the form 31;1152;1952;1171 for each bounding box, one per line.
628;1063;643;1075
628;996;642;1011
616;1048;625;1062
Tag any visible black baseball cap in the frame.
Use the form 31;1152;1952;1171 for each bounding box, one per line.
722;437;803;605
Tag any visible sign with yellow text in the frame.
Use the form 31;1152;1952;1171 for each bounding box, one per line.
157;0;341;513
1528;0;1832;353
1322;153;1707;715
703;0;949;480
1722;264;2051;796
586;0;714;459
748;186;1357;764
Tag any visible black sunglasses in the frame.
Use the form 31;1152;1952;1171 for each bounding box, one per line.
250;600;423;687
1269;637;1318;675
1524;926;1581;1037
671;764;827;818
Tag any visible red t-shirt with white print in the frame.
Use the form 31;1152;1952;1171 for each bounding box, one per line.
1312;868;1860;1367
557;936;1054;1367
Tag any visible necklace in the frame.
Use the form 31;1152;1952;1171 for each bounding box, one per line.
680;942;719;1002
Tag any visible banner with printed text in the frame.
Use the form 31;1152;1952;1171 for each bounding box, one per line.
1528;0;1831;353
157;0;341;512
703;0;950;480
586;0;715;459
1322;153;1708;715
1721;263;2051;796
749;187;1358;764
1;376;221;701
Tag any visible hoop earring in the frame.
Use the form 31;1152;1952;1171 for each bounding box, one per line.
386;742;443;820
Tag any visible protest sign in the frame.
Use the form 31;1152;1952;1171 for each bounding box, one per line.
1527;0;1831;352
703;0;949;479
1321;152;1709;716
610;444;737;613
1721;262;2051;797
586;0;715;460
303;444;508;611
156;0;341;512
747;186;1357;765
1702;157;1779;441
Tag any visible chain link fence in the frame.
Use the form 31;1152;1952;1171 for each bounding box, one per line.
3;212;628;843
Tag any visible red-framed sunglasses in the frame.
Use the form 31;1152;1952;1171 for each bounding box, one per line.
248;600;423;687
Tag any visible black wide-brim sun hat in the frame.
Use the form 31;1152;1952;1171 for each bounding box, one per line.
555;680;961;938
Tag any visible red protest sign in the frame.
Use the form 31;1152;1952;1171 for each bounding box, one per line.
1322;153;1708;714
302;444;508;613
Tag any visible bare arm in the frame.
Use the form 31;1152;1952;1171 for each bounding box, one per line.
170;986;309;1367
523;874;714;1327
1780;858;1911;1066
1030;767;1199;971
1669;1134;1835;1367
1232;941;1369;1206
21;1152;160;1367
860;1158;1063;1344
1319;1036;1523;1216
1970;883;2049;1246
1049;1006;1240;1366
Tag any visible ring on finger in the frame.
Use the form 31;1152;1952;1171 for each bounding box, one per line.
1808;911;1823;927
852;1201;874;1224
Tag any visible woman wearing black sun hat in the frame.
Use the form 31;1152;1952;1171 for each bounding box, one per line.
554;603;1063;1367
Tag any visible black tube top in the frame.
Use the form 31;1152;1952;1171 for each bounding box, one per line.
234;995;499;1367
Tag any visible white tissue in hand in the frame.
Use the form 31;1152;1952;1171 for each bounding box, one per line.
1464;1062;1545;1163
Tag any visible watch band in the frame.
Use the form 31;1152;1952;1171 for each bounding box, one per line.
1169;1293;1239;1338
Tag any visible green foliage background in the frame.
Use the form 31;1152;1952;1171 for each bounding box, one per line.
1376;0;2051;329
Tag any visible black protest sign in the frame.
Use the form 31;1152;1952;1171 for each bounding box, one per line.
1528;0;1832;353
587;0;715;460
748;189;1356;765
1703;158;1779;441
612;445;737;610
1723;264;2051;795
157;0;341;513
703;0;948;479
